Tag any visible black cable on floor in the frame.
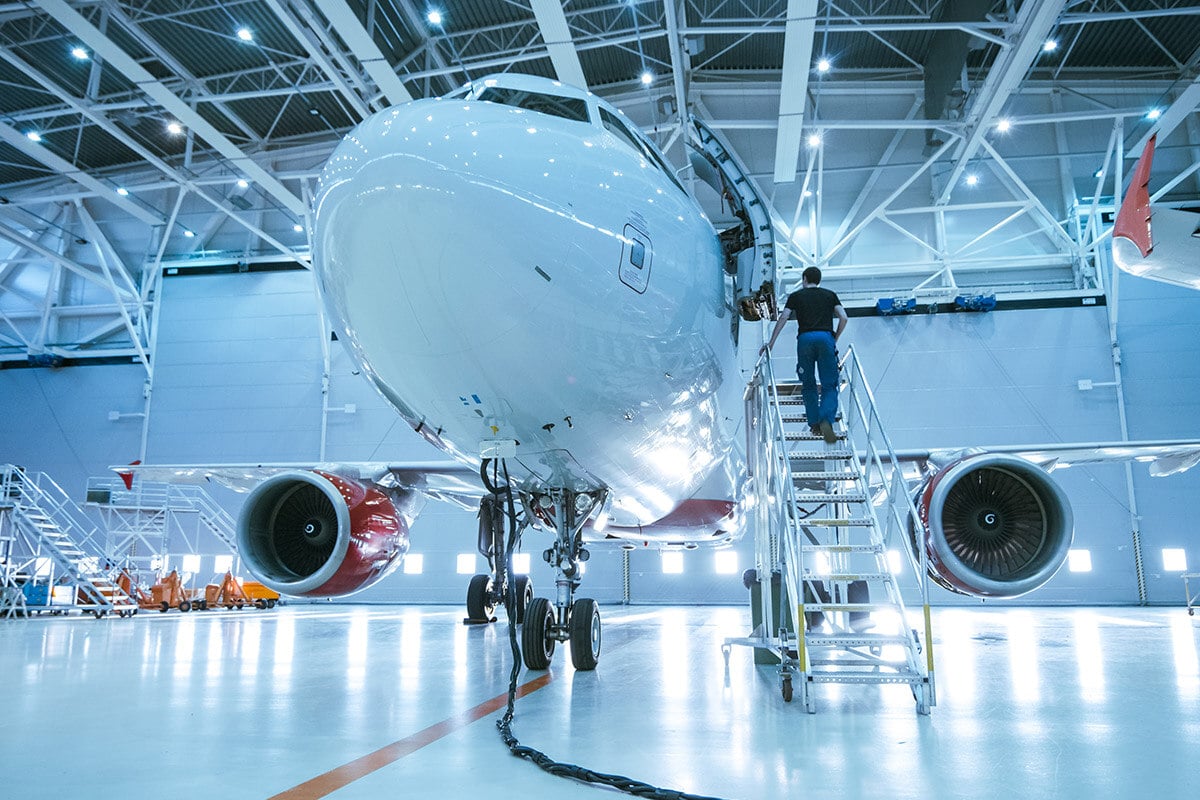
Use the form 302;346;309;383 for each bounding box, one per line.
490;460;736;800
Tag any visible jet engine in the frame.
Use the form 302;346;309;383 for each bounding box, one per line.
237;470;417;597
910;453;1074;598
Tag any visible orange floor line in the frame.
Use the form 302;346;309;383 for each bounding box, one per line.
269;672;554;800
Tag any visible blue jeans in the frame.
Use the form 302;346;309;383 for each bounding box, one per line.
796;331;838;427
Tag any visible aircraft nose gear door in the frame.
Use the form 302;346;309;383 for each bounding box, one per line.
688;116;778;322
521;488;604;671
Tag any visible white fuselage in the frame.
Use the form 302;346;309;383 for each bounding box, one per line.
312;77;743;529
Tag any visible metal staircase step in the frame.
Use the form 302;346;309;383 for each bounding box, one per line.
793;492;867;503
795;518;875;527
801;602;888;613
807;672;924;685
802;543;883;553
792;471;859;481
788;449;854;460
823;572;894;583
784;431;847;442
806;633;913;647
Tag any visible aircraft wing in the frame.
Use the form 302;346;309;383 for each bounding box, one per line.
892;439;1200;477
113;461;487;508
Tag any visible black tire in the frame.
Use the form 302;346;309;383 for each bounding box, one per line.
266;599;277;609
514;575;533;623
160;602;169;613
255;599;267;610
179;600;192;613
569;598;601;671
782;675;793;703
466;574;495;621
522;597;555;670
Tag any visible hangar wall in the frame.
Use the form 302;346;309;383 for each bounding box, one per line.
1;268;1196;606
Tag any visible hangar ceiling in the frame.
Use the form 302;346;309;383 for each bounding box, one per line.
0;0;1198;366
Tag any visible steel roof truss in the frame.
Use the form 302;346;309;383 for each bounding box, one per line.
36;0;307;218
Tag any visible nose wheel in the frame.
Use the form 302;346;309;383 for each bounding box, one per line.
520;594;602;671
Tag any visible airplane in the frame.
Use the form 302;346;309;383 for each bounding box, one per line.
121;73;1200;673
1111;134;1200;289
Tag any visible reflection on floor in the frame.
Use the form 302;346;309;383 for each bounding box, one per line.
1;605;1197;799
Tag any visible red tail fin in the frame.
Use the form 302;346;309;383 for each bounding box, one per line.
118;459;141;490
1113;135;1156;258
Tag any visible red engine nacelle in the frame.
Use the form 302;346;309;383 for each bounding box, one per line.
237;470;418;597
910;453;1074;598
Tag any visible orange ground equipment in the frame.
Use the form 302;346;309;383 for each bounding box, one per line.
204;572;280;610
148;570;202;612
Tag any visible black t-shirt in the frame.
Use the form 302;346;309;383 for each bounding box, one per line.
785;286;842;335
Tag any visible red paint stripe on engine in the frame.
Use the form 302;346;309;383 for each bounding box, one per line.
268;672;554;800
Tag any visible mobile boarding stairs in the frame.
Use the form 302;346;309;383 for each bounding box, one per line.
726;347;937;714
1;465;138;618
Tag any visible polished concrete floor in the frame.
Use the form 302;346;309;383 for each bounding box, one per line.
1;604;1197;799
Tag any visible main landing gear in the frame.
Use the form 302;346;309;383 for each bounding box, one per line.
465;495;534;624
520;488;603;672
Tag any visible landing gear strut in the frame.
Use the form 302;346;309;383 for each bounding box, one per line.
522;488;603;671
465;495;533;624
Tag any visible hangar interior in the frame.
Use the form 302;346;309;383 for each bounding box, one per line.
1;1;1199;798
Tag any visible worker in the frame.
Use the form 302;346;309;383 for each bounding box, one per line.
760;266;848;445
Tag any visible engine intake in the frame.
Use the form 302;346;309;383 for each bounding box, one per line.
911;453;1074;598
238;470;412;597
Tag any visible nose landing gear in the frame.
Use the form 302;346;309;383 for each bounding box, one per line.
521;488;603;671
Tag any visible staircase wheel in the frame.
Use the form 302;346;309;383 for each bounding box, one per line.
781;674;793;703
255;599;267;610
266;599;277;609
160;602;169;613
179;600;192;613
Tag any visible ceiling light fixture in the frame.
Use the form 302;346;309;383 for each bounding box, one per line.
293;224;304;233
996;118;1011;133
182;229;195;238
236;27;253;42
167;121;183;135
965;174;979;187
116;187;129;196
71;46;88;60
237;179;249;189
816;58;831;73
1146;108;1162;120
640;70;654;85
1042;39;1057;52
25;131;42;142
807;133;821;147
427;10;443;26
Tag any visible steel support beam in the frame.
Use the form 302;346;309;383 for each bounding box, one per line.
315;0;414;106
773;0;817;183
0;123;162;227
36;0;307;218
530;0;587;89
936;0;1068;204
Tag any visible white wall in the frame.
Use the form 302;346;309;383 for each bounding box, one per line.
1;267;1196;605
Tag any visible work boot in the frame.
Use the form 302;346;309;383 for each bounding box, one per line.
819;420;837;445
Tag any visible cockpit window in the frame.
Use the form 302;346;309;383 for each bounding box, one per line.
477;87;590;123
599;108;685;193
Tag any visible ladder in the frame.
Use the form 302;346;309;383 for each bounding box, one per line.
727;346;936;714
84;477;241;586
0;465;138;618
